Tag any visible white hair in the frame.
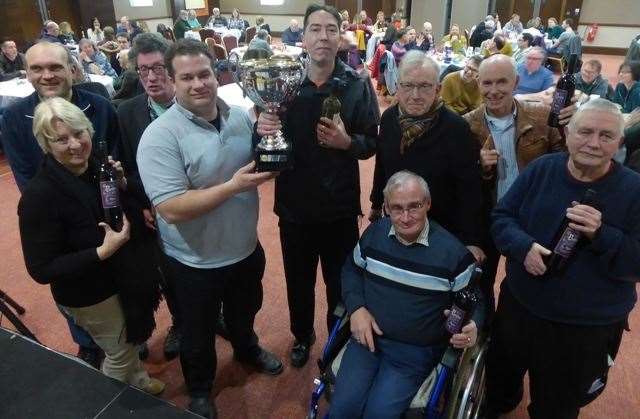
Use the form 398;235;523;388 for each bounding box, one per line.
383;171;431;202
398;50;440;82
568;98;625;136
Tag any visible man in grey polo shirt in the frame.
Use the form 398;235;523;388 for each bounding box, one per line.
137;39;281;419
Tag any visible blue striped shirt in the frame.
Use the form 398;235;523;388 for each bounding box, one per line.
485;107;519;200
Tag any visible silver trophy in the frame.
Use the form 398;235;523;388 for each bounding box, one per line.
231;53;304;171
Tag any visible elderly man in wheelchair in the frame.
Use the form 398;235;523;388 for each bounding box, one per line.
324;171;486;419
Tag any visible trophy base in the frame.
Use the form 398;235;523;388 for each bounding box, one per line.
255;147;292;172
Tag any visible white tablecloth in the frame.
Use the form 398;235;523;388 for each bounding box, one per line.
229;45;303;60
0;74;115;108
217;83;256;121
206;26;241;39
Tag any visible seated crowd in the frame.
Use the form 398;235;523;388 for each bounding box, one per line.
1;4;640;419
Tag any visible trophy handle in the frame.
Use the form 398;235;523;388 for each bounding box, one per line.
228;52;245;97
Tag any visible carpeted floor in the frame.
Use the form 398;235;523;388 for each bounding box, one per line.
0;53;638;419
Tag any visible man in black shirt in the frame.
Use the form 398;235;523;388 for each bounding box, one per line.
257;3;379;368
0;40;26;81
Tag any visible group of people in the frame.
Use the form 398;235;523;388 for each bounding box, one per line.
1;4;640;419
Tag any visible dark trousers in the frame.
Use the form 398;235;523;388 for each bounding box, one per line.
479;235;500;325
485;282;625;419
165;244;265;397
279;217;359;342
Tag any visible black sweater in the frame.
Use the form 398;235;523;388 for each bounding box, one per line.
371;105;484;246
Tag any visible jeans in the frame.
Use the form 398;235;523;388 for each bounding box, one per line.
330;337;446;419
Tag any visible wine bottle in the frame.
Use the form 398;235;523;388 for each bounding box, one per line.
545;189;597;274
97;140;123;232
445;288;479;335
321;78;342;121
547;53;578;128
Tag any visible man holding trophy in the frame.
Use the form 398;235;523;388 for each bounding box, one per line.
137;40;282;419
256;4;380;368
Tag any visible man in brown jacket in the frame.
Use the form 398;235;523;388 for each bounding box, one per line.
464;53;575;317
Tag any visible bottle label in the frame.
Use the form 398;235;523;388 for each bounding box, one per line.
445;305;466;334
550;88;569;113
553;226;581;258
100;181;120;209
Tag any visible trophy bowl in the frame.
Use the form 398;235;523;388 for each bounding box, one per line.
231;53;304;172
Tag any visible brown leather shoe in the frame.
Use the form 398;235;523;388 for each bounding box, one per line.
141;377;165;395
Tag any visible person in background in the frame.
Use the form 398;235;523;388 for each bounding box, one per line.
282;19;303;47
486;98;640;419
514;47;554;95
128;20;144;41
483;33;513;57
228;8;248;38
256;16;271;35
512;33;533;65
174;10;190;40
20;97;165;396
138;20;150;34
0;40;26;81
527;16;544;33
248;29;273;55
574;59;610;98
441;23;467;55
392;27;415;65
340;9;350;25
372;11;387;32
523;18;543;39
87;18;104;43
40;21;62;43
550;18;575;56
470;20;494;49
78;38;117;78
613;60;640;113
348;14;372;59
117;16;130;34
187;10;201;30
256;3;379;370
503;14;523;37
546;17;564;40
207;7;227;27
441;55;483;115
359;10;372;26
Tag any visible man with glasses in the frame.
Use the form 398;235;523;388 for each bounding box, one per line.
0;41;120;367
370;51;485;263
441;55;483;115
575;59;610;99
256;4;379;369
330;170;483;418
512;33;533;66
514;47;554;95
486;98;640;418
117;33;182;361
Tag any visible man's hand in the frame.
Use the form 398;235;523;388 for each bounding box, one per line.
256;111;281;137
368;207;383;222
480;149;500;172
350;306;383;352
566;202;601;240
317;116;352;150
107;156;126;190
228;161;276;193
524;242;551;276
557;92;580;126
142;208;156;230
445;310;477;348
466;245;486;264
97;215;131;260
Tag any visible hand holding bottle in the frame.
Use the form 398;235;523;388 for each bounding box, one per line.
97;215;131;260
480;149;500;172
107;156;126;189
317;115;351;150
445;310;477;348
524;242;552;276
566;201;601;240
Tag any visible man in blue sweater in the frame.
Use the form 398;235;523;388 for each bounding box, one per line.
486;98;640;419
330;171;483;418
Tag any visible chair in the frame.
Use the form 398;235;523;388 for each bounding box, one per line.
165;28;176;42
245;26;257;43
200;28;216;41
212;44;228;60
223;34;238;54
547;55;564;74
204;38;217;55
212;33;223;45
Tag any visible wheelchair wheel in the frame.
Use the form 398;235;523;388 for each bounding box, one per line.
446;338;489;419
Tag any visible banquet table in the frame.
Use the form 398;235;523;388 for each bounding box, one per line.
206;25;242;39
217;82;256;121
229;45;304;60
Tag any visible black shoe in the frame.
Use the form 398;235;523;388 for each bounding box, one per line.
188;397;218;419
290;332;316;368
163;325;180;360
237;347;284;375
215;312;230;341
77;346;105;369
138;342;149;360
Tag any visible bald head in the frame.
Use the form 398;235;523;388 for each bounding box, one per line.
479;54;517;81
423;21;432;33
45;21;59;36
26;42;74;98
290;19;299;31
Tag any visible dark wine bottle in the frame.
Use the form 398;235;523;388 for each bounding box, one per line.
321;78;342;121
97;140;123;232
547;53;578;128
545;189;597;274
445;288;478;335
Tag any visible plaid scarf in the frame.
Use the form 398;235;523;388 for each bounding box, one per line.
398;99;443;154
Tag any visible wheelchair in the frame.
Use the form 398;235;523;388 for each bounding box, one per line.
306;304;489;419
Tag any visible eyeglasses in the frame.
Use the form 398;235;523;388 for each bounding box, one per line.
136;64;166;76
398;82;434;94
388;201;426;217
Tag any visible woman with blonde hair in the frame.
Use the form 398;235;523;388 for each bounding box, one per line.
58;21;78;44
18;97;164;395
